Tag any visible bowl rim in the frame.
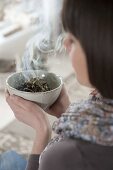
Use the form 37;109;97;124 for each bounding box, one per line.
6;71;63;94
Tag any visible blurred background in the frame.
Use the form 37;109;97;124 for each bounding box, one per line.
0;0;91;158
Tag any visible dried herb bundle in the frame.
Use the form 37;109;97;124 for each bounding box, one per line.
17;77;51;92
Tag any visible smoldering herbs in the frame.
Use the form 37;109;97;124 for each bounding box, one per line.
17;77;51;92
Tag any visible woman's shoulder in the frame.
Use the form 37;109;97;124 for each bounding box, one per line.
39;138;83;170
39;138;113;170
45;138;81;156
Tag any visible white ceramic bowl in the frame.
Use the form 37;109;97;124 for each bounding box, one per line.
6;70;63;109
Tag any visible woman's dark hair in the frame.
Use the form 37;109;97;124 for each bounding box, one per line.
62;0;113;98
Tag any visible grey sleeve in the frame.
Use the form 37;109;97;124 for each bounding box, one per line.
38;139;83;170
25;154;40;170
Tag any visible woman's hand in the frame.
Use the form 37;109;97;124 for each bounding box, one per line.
46;85;71;118
6;92;51;147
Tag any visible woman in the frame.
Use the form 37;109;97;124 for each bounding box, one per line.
5;0;113;169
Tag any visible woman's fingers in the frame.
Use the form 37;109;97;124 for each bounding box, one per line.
6;94;30;119
11;95;31;109
6;94;35;112
6;99;25;119
6;94;23;109
6;95;36;124
46;85;70;117
6;92;45;120
5;91;51;140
